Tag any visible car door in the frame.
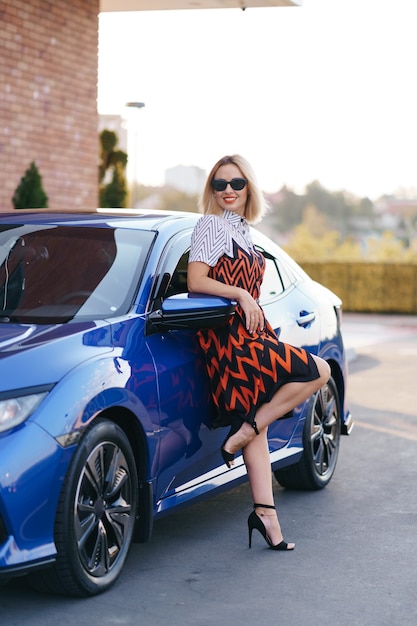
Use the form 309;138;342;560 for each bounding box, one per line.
144;232;228;512
254;237;321;352
253;236;322;452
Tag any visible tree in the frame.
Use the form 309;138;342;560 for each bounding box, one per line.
268;180;374;241
282;203;363;262
100;163;128;208
266;186;305;233
364;231;410;261
12;161;48;209
99;130;128;208
304;181;353;238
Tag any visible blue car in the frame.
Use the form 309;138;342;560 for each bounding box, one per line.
0;209;352;596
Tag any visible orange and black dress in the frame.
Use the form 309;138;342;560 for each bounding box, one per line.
189;210;320;429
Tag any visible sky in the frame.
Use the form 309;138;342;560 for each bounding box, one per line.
98;0;417;200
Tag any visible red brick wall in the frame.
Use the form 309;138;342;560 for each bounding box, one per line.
0;0;99;211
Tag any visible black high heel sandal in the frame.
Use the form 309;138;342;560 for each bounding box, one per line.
248;503;295;551
221;418;259;468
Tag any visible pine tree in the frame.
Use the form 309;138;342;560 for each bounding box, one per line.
12;161;48;209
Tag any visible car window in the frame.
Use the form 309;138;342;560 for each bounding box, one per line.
275;256;297;290
259;256;285;303
0;225;154;323
163;247;296;305
150;235;298;308
258;246;299;305
147;229;194;310
166;251;189;297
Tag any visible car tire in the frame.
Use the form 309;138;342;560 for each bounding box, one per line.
274;375;341;490
28;418;138;597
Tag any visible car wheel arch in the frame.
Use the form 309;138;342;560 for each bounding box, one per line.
99;407;148;476
28;417;140;596
327;358;346;431
96;406;154;544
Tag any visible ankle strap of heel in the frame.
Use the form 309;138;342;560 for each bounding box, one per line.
253;503;275;510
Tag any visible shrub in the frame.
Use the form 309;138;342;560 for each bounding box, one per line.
12;161;48;209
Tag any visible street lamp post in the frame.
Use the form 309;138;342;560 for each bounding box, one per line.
125;101;145;208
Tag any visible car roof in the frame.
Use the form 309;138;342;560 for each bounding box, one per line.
0;208;201;231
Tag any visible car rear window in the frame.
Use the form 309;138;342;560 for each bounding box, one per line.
0;224;154;323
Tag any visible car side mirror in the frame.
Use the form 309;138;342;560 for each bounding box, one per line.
148;293;236;332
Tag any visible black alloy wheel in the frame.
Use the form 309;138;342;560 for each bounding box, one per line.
29;419;138;596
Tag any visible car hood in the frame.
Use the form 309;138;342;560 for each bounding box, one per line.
0;321;113;392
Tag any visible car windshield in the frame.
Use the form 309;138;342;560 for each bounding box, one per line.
0;224;154;323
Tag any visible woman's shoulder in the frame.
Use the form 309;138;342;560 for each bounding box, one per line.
195;213;223;226
193;213;225;234
189;213;227;265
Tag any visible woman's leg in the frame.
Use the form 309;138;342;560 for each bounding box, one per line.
225;355;330;457
243;428;295;548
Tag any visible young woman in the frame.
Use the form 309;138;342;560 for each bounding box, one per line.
188;155;330;550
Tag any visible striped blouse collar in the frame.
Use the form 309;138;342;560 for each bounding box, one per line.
221;209;247;228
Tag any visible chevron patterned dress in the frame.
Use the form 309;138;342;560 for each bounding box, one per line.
189;211;319;429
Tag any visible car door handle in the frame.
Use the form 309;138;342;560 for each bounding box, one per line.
296;311;316;327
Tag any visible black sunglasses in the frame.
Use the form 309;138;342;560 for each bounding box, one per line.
211;178;248;192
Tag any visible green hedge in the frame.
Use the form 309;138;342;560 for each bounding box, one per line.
301;262;417;314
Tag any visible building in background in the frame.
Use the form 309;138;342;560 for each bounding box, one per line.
0;0;299;212
165;165;206;195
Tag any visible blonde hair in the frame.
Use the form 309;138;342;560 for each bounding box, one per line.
198;154;268;224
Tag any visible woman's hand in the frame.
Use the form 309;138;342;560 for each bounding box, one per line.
237;290;264;334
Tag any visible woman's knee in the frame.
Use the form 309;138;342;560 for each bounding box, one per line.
314;356;331;384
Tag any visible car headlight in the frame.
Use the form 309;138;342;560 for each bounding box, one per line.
0;392;48;433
